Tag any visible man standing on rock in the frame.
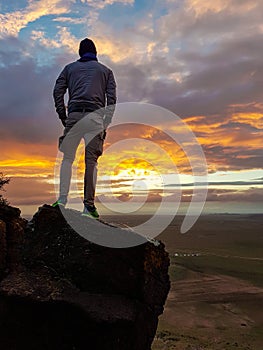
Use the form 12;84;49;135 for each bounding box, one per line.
52;38;117;219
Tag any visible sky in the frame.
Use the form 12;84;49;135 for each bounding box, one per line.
0;0;263;215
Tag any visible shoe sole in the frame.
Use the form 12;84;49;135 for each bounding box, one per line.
81;213;99;219
52;203;65;208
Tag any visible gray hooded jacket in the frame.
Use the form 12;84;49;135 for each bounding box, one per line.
53;59;116;121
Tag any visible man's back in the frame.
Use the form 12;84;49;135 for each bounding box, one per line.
53;51;116;120
64;60;114;110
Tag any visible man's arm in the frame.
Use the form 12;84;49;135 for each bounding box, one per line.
53;67;68;126
104;69;117;128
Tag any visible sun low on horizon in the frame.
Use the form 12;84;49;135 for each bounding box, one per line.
0;0;263;217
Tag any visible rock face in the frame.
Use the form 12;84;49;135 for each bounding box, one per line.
0;204;170;350
0;205;26;276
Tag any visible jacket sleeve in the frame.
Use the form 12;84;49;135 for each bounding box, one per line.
53;67;68;120
105;69;117;121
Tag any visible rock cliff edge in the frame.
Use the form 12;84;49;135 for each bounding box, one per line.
0;204;170;350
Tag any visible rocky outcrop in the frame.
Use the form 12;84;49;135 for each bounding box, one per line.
0;204;170;350
0;219;6;277
0;205;26;276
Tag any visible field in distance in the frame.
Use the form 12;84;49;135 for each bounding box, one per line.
104;214;263;350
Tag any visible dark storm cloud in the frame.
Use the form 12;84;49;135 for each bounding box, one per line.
0;38;65;144
103;1;263;119
155;43;263;117
203;144;263;171
219;122;260;132
109;35;263;119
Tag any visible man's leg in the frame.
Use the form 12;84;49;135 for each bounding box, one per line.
83;132;104;207
58;155;75;205
54;114;83;206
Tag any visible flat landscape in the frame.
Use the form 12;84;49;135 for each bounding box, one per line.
104;214;263;350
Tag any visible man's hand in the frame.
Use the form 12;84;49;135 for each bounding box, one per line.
60;118;67;127
59;114;67;127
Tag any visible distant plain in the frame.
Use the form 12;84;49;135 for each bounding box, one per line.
104;214;263;350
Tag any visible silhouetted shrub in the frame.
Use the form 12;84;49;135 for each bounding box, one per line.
0;173;10;205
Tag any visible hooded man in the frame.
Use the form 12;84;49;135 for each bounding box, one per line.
52;38;117;218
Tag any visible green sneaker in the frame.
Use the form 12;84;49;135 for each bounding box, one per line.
52;200;66;207
81;205;99;219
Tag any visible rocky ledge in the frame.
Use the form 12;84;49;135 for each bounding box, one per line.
0;204;170;350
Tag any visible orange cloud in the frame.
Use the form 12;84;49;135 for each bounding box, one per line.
232;112;263;129
184;113;263;149
0;139;57;178
102;124;192;173
0;0;71;38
